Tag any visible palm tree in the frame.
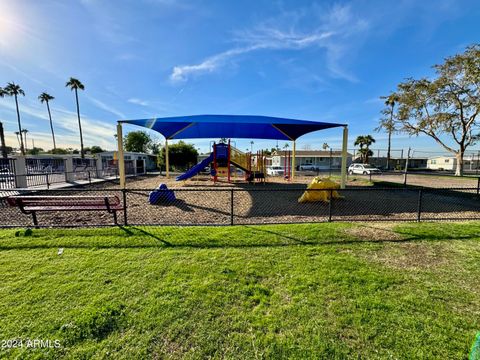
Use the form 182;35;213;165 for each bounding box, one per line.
250;140;254;153
0;122;7;159
65;77;85;158
0;87;8;158
14;132;20;146
22;129;29;153
38;92;57;150
4;82;25;155
376;93;399;170
354;135;376;163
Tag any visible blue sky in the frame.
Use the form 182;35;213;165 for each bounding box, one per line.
1;0;480;154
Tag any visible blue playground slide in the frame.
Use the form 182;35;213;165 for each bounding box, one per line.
176;153;214;181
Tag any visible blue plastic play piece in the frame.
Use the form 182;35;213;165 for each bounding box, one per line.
176;153;214;181
149;183;176;205
215;143;229;160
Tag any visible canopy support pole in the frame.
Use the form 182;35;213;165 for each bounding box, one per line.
292;140;296;179
116;123;126;189
340;125;348;189
165;139;170;178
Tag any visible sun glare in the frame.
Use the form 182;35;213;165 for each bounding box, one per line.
0;3;19;49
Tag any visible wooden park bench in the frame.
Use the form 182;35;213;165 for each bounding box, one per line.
7;195;124;226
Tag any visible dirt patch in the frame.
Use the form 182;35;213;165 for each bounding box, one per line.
368;173;478;188
345;223;404;241
360;241;449;270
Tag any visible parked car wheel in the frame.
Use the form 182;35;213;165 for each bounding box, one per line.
363;171;368;175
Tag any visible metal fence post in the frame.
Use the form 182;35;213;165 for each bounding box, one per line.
477;177;480;197
88;171;91;184
46;173;50;189
122;189;128;225
230;189;234;225
328;189;333;222
417;189;423;222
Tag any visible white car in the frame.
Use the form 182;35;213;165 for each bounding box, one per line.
267;166;285;176
299;164;318;171
348;163;381;175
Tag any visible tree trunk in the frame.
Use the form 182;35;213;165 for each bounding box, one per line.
386;130;391;170
75;89;85;158
455;150;464;176
0;122;7;159
46;101;56;150
14;94;25;155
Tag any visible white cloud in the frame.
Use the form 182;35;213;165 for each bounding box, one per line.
128;98;149;107
171;31;334;82
87;96;126;119
170;4;368;83
0;99;116;150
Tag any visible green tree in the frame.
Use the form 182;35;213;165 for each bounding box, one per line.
27;147;44;155
65;77;85;158
392;44;480;176
159;141;198;170
354;135;375;163
38;92;57;150
375;93;399;170
4;82;26;155
48;148;69;155
124;131;152;153
89;145;104;154
150;141;162;155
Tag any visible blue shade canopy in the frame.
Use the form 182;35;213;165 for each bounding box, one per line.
120;115;345;141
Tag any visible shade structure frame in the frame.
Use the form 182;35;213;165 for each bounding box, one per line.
119;114;345;141
117;114;348;184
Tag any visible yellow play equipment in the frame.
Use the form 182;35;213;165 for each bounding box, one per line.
298;177;343;203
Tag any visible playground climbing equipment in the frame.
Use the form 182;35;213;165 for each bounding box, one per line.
177;140;266;183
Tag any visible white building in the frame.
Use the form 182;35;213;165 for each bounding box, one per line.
98;151;158;174
271;150;352;170
427;155;480;171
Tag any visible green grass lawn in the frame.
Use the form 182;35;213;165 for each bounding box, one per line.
1;222;480;359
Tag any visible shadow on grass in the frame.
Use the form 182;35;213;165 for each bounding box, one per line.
2;223;480;252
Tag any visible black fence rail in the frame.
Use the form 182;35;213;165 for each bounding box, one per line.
0;187;478;228
0;158;16;189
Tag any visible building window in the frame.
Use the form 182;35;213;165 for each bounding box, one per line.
444;159;450;163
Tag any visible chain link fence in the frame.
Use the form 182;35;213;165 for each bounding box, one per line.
1;186;478;228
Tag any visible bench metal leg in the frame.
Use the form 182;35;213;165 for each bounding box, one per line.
31;212;39;228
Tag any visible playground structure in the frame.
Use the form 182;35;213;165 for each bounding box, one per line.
116;114;348;189
283;149;292;180
176;141;266;183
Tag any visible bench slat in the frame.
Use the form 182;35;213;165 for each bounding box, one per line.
7;195;123;226
24;206;123;211
9;196;121;207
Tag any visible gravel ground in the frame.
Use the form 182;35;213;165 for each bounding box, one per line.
367;172;479;188
1;174;479;227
